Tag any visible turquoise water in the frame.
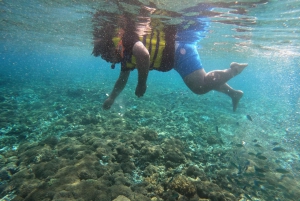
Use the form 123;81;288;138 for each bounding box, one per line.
1;0;300;201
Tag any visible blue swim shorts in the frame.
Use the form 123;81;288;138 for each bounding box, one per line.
173;43;203;78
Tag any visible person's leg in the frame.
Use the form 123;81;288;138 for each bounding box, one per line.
183;62;247;111
174;43;247;111
203;62;248;92
184;62;248;94
215;83;244;112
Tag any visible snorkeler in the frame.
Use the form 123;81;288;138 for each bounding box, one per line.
92;7;248;112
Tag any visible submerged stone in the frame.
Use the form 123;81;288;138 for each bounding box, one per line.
186;165;205;179
275;168;290;174
169;175;196;197
113;195;131;201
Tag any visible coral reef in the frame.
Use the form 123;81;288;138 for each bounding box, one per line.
0;74;299;201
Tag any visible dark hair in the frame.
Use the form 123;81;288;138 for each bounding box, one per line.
92;12;138;63
92;22;117;63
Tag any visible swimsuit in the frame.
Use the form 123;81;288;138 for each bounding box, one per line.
173;19;208;78
174;42;203;78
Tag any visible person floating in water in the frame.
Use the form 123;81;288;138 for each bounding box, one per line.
92;6;248;112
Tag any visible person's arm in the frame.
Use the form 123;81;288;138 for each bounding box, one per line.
102;70;130;110
132;41;150;97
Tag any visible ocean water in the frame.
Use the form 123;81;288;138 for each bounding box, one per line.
0;0;300;201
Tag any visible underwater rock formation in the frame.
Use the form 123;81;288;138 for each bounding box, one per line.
169;175;196;197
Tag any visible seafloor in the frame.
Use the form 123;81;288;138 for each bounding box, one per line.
0;74;299;201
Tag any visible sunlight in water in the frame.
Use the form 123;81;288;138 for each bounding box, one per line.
0;0;300;201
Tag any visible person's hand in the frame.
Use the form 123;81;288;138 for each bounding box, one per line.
102;97;114;110
135;83;147;97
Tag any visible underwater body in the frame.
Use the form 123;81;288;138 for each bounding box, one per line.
0;0;300;200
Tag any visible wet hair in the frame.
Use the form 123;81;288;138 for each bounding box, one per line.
92;22;117;63
92;12;139;64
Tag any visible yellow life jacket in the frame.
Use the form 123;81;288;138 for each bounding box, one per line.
113;29;174;72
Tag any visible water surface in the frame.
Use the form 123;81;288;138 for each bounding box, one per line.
0;0;300;200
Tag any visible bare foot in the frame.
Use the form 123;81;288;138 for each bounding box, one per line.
230;62;248;76
232;90;243;112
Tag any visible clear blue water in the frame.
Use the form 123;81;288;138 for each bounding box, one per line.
1;0;300;200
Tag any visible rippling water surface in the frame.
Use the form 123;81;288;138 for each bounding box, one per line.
1;0;300;201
